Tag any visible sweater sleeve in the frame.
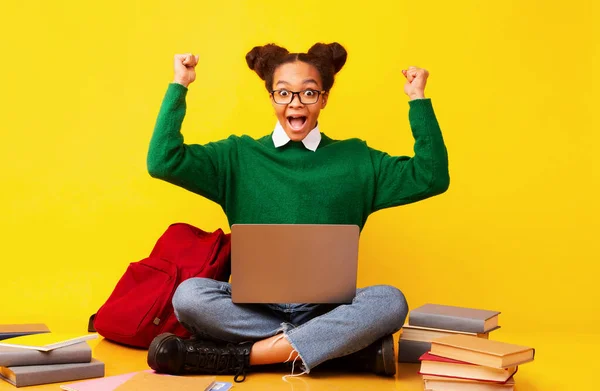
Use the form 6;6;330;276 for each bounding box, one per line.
146;83;233;205
369;98;450;211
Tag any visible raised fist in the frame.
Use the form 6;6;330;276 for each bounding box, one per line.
173;53;199;88
402;66;429;100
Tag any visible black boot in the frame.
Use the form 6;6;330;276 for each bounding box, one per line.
316;334;396;376
147;333;253;383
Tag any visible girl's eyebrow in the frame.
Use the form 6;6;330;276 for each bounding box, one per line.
302;78;319;85
275;79;320;87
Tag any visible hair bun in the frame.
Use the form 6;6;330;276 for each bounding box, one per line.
307;42;347;73
245;44;289;80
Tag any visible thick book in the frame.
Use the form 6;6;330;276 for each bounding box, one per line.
419;352;517;383
0;342;92;367
0;332;98;352
423;374;515;391
0;358;104;387
398;339;431;363
409;303;500;333
401;324;489;342
430;334;535;368
61;371;232;391
0;324;50;341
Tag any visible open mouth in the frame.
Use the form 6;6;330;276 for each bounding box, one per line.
287;115;308;132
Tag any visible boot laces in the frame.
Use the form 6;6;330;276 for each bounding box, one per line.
188;343;249;382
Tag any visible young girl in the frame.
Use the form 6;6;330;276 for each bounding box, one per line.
146;42;449;383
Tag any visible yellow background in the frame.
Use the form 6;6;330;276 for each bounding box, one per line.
0;0;598;389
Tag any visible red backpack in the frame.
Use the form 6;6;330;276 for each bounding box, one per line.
91;223;231;348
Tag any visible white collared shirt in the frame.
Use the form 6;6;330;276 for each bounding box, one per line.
271;121;322;152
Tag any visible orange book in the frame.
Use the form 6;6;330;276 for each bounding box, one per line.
430;334;534;368
423;374;515;391
419;352;517;383
114;372;216;391
401;324;489;342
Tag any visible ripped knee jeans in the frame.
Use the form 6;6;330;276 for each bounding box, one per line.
172;277;408;374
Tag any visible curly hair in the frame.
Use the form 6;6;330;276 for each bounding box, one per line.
245;42;347;92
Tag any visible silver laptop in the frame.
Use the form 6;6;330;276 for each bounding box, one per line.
230;224;359;304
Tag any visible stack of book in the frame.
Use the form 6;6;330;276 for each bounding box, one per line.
419;334;535;390
398;304;501;363
0;325;104;387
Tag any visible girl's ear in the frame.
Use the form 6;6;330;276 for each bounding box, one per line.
321;92;328;109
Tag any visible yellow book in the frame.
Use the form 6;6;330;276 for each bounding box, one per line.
114;372;216;391
0;333;98;352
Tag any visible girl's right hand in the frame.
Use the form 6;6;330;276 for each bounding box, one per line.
173;53;199;88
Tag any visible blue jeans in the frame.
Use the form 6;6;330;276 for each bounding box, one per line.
172;277;408;373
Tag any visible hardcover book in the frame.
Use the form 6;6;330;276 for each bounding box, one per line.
419;352;517;383
0;358;104;387
0;324;50;341
0;342;92;367
401;324;489;342
409;304;500;333
398;339;431;363
423;374;515;391
430;334;535;368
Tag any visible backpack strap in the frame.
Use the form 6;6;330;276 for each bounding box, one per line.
88;314;96;332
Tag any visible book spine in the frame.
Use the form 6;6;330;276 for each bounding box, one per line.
0;345;92;367
14;361;104;387
409;312;485;333
397;340;431;363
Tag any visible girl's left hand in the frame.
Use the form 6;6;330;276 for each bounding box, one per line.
402;66;429;100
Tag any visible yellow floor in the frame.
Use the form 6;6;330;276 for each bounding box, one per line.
0;331;592;390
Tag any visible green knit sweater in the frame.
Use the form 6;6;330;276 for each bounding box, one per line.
147;83;449;231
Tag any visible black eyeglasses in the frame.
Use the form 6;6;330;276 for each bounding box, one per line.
270;89;326;105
